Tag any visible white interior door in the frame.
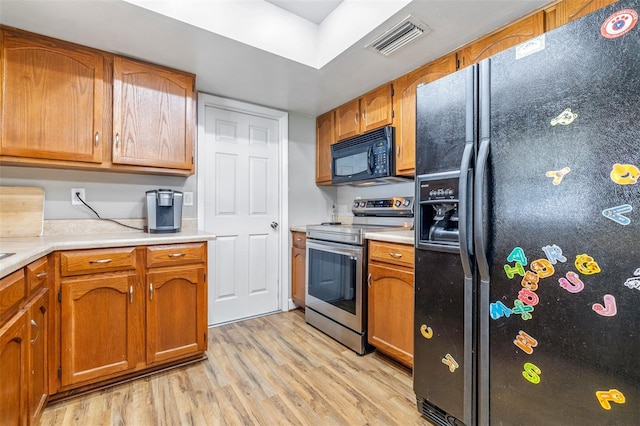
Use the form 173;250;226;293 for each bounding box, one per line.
200;101;281;325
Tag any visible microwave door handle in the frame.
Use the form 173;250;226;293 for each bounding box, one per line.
367;145;374;174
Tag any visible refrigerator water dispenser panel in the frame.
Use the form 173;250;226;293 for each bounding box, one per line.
416;172;461;250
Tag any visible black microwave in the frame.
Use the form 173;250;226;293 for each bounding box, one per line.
331;126;408;185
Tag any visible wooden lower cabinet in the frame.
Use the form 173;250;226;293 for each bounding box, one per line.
27;289;49;425
367;240;414;368
0;257;50;425
291;231;306;308
56;243;207;392
146;266;206;364
60;273;140;387
0;310;28;425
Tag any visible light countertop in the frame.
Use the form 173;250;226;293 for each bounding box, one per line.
364;229;414;245
290;225;306;233
0;230;216;277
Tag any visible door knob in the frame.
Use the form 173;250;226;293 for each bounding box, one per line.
270;222;279;229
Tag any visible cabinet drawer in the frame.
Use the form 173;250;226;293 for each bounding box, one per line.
292;232;306;249
369;241;414;268
0;269;26;322
60;247;137;277
26;257;49;294
146;243;206;268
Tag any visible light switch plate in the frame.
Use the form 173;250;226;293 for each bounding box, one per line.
183;192;194;206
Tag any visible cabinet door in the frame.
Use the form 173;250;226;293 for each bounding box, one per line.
368;263;414;367
546;0;619;30
112;57;195;172
1;29;106;163
315;110;334;185
0;311;28;425
60;273;139;387
457;11;545;69
361;84;393;133
146;267;206;364
335;98;360;141
291;246;306;308
394;54;457;176
27;289;49;424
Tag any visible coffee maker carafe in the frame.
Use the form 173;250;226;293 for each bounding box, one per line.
146;189;183;233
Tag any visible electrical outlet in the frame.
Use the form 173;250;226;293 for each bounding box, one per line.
71;188;85;205
183;192;194;206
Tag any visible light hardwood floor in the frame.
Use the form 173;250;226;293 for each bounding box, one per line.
40;309;433;425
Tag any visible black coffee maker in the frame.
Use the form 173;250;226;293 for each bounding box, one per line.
145;189;183;233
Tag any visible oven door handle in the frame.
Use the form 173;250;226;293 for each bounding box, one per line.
306;239;363;258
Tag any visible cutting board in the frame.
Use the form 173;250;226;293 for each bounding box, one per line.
0;186;45;237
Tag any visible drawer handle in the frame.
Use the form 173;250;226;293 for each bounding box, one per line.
295;238;302;242
30;319;39;344
89;259;112;264
367;273;372;288
389;252;403;258
36;271;47;279
168;253;186;258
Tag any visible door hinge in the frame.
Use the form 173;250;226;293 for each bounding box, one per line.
455;52;461;70
58;367;62;379
391;110;395;118
390;85;394;97
58;291;62;302
191;156;194;164
204;272;207;282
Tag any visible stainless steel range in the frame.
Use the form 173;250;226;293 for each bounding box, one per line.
305;196;414;355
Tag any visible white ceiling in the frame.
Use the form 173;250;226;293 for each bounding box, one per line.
0;0;550;117
265;0;343;25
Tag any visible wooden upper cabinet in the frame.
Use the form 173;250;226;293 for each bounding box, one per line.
361;84;393;133
545;0;619;31
334;83;394;142
335;98;361;141
316;110;334;185
457;11;546;68
113;57;195;172
0;28;106;163
393;53;457;176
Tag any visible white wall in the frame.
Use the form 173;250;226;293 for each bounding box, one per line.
287;113;337;226
0;166;196;220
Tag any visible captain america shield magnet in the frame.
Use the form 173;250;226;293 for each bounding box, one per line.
601;9;638;39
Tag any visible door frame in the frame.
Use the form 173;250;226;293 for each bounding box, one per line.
196;93;290;319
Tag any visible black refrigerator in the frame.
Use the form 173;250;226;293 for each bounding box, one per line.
413;1;640;425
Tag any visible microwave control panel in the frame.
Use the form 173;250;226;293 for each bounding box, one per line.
372;142;389;174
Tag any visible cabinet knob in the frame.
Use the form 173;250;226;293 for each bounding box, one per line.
149;283;154;300
115;133;120;149
95;132;99;147
367;273;372;288
129;285;134;304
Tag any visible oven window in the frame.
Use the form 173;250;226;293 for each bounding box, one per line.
308;247;357;315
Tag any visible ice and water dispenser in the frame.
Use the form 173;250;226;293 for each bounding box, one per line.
416;171;462;251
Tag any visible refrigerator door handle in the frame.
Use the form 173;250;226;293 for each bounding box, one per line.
458;141;474;279
474;137;490;281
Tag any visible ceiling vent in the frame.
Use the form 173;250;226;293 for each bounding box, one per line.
365;16;431;56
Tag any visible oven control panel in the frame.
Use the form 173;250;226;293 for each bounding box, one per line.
352;197;414;217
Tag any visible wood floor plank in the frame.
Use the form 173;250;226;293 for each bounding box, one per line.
40;309;433;425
